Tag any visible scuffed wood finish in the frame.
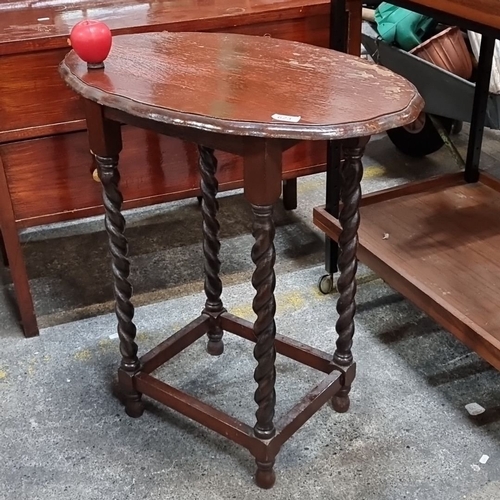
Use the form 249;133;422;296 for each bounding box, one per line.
0;12;332;143
314;172;500;371
60;32;422;140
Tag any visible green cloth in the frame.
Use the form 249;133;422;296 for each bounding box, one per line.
374;2;437;51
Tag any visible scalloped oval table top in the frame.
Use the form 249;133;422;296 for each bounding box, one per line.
60;31;423;140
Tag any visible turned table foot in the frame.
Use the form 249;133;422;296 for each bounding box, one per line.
124;390;145;418
332;390;350;413
255;459;276;489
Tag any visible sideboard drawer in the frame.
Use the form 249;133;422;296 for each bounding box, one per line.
1;127;326;227
0;48;84;142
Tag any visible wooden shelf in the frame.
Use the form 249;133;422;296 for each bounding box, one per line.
314;172;500;370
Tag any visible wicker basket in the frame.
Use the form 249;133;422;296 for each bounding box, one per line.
410;26;473;80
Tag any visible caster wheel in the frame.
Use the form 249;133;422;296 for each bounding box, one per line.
318;274;335;295
386;112;454;157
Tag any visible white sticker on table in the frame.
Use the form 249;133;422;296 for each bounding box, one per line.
271;113;301;123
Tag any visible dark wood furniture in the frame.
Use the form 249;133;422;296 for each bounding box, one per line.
0;0;362;338
317;1;500;370
60;31;421;487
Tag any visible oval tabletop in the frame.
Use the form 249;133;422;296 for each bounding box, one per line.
60;31;423;140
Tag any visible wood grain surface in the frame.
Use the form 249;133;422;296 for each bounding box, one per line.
314;173;500;370
0;49;83;139
60;32;423;140
2;127;326;226
0;0;334;55
1;0;362;338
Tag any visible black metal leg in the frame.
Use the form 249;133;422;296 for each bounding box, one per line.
330;0;348;51
325;141;342;276
465;35;495;183
324;0;349;278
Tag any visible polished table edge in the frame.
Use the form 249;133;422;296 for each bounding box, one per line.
59;62;424;142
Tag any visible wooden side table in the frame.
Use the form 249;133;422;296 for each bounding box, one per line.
60;31;422;488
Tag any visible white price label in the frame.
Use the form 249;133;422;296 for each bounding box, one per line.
271;113;301;123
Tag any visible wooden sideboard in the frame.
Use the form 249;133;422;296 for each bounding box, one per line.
0;0;361;337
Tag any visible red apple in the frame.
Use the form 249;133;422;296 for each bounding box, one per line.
70;20;112;66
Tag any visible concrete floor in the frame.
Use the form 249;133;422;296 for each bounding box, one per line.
2;130;500;499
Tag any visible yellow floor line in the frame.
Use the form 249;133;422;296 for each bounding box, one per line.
297;165;386;194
